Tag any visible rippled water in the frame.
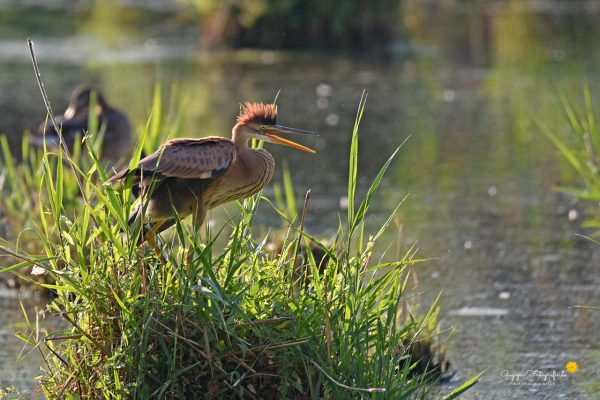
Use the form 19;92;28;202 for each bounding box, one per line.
0;290;48;398
2;2;600;398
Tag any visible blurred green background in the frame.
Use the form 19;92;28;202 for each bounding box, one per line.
2;0;600;398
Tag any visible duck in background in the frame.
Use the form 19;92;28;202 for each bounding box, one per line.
31;85;132;162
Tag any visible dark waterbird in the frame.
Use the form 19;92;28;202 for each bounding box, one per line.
32;85;132;161
106;102;317;242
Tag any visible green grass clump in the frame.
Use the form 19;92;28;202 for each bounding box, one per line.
1;94;474;399
543;87;600;230
545;88;600;399
0;84;175;270
0;133;86;281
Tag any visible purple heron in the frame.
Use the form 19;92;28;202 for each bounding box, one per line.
107;102;316;241
32;85;132;161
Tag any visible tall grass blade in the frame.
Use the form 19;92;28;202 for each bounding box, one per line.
347;90;367;228
444;372;483;400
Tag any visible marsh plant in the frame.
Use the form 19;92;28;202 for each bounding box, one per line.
544;87;600;230
544;87;600;397
0;84;180;264
0;94;475;399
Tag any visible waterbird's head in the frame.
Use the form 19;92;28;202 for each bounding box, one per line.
234;102;317;153
64;85;108;118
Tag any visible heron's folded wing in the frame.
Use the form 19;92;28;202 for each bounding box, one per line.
108;137;234;184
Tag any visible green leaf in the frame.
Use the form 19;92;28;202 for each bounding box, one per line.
347;91;367;227
444;372;483;399
350;140;407;236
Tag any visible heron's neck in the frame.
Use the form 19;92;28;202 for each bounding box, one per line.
232;125;261;159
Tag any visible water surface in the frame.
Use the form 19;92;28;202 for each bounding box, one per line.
2;2;600;398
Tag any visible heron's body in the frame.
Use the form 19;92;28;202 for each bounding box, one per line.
32;85;132;161
202;143;274;210
123;137;274;230
107;102;314;240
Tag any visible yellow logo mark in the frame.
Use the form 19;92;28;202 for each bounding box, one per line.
565;361;578;374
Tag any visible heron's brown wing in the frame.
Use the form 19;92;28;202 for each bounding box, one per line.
107;137;234;184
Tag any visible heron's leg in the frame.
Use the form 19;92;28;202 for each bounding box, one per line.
145;220;169;264
139;222;168;295
144;220;163;247
191;205;207;238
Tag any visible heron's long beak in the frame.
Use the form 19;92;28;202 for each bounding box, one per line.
260;124;318;153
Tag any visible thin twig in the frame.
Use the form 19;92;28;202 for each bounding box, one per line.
323;274;332;360
43;336;69;367
235;355;259;374
569;305;600;310
44;334;83;341
229;354;257;376
309;359;386;393
27;37;88;203
60;313;111;357
234;316;294;330
56;373;75;399
224;337;309;358
290;189;311;299
147;324;236;393
0;244;44;268
298;189;310;245
150;318;232;377
203;327;213;377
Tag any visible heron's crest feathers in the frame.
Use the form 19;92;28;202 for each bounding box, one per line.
237;102;277;126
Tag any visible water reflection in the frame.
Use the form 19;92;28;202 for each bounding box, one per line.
2;1;600;398
0;292;48;398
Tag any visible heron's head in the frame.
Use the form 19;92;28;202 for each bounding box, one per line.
64;85;108;118
234;102;317;153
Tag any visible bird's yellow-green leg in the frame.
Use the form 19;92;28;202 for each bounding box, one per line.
185;206;207;265
137;220;167;294
191;207;207;237
145;220;168;264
